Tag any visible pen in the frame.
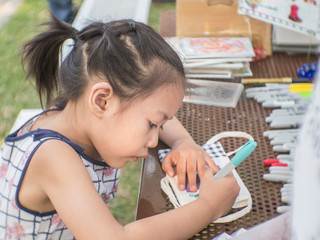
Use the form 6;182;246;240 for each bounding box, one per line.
262;100;296;108
270;108;307;115
263;129;300;137
268;115;304;124
270;138;297;145
245;85;286;93
281;196;292;204
269;119;302;129
255;93;302;103
273;145;290;153
214;140;257;179
263;173;291;182
283;142;296;150
282;184;293;189
266;129;299;134
242;77;311;84
269;166;293;175
281;186;293;193
246;83;289;90
277;154;294;160
268;134;298;141
269;134;297;140
277;205;291;214
289;83;314;92
246;88;287;98
270;106;309;114
245;83;313;99
268;112;306;119
281;191;292;198
280;102;311;110
268;130;300;135
262;98;310;108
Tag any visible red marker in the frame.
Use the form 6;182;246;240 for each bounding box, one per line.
263;158;279;166
271;162;288;167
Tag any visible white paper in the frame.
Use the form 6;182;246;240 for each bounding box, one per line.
238;0;320;39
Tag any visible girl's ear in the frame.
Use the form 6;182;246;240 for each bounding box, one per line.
88;81;114;118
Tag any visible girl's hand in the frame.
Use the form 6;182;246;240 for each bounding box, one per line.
198;168;240;218
161;138;219;192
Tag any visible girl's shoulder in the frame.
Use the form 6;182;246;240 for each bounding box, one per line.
27;128;89;177
18;136;83;211
29;136;86;189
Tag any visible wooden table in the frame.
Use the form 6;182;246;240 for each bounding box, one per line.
136;10;318;239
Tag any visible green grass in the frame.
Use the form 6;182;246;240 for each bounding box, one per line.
0;0;175;225
0;1;49;138
148;2;176;29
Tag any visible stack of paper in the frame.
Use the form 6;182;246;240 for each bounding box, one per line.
166;37;255;79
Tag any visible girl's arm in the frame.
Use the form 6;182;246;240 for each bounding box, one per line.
159;117;219;192
34;140;238;240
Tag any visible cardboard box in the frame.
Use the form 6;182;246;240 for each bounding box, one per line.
176;0;272;55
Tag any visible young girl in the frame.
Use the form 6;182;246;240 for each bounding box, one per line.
0;14;239;240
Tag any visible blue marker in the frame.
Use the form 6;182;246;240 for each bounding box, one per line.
214;140;257;179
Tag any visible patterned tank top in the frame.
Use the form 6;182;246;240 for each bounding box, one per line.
0;114;120;239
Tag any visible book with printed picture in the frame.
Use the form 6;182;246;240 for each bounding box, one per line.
178;37;256;59
166;37;255;59
165;37;254;80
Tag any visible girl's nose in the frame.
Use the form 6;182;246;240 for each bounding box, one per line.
145;131;159;149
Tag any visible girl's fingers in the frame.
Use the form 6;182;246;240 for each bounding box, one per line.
186;155;197;192
196;155;206;179
205;155;220;173
176;156;187;191
161;156;175;177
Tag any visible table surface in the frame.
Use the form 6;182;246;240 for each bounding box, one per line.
136;10;318;239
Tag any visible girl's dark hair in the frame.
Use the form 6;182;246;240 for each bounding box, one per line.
22;13;186;109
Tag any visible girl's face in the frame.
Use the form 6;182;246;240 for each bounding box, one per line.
92;84;184;168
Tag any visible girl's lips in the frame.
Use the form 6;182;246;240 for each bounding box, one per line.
131;155;148;162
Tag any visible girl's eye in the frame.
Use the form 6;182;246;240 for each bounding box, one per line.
149;122;158;129
149;122;164;130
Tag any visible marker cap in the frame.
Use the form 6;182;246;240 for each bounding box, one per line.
231;140;257;166
263;158;279;166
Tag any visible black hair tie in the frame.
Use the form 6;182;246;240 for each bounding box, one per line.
101;24;109;34
72;29;79;41
128;22;136;31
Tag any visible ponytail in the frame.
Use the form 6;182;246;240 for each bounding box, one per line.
21;13;78;108
21;13;185;110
